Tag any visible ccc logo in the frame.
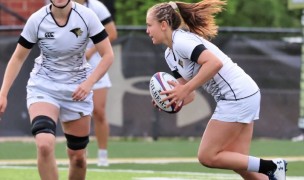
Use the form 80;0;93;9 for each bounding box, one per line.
45;32;54;38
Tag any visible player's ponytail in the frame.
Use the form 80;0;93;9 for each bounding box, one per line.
176;0;226;39
148;0;226;40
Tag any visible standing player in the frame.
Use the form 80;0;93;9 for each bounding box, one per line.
73;0;117;167
0;0;114;179
146;1;287;180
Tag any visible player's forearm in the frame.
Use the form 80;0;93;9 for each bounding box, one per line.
0;59;24;97
186;59;222;93
87;54;114;85
183;91;195;105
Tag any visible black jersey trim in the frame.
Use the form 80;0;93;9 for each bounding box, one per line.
18;36;35;49
190;44;206;63
91;29;108;44
172;70;182;79
101;17;113;26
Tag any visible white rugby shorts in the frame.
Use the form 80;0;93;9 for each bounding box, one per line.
26;76;93;122
211;91;261;123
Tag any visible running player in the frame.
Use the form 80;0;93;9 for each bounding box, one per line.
146;1;287;180
0;0;114;179
73;0;118;167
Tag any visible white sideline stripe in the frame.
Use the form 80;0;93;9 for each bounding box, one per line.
0;158;198;165
0;157;304;165
0;165;303;180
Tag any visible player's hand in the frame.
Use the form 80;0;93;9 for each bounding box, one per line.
161;80;186;110
151;99;162;112
0;95;8;120
72;81;93;101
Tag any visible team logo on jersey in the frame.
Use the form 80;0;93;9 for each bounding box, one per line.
70;28;83;37
178;59;184;68
45;32;54;38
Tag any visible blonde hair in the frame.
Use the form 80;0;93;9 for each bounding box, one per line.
148;0;226;39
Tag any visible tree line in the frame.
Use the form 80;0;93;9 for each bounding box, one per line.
114;0;302;28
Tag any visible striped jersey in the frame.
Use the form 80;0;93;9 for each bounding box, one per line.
165;29;259;102
19;2;108;84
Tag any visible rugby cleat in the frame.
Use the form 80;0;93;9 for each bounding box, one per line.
268;158;287;180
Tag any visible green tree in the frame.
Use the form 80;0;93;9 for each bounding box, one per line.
217;0;301;27
115;0;301;27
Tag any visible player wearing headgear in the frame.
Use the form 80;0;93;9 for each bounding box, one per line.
0;0;114;179
73;0;118;167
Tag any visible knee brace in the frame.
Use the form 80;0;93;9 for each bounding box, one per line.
31;115;56;136
64;133;89;150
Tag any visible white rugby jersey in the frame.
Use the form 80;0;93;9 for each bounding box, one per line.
165;29;259;102
82;0;113;68
19;2;108;84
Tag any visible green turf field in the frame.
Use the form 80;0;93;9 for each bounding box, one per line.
0;138;303;180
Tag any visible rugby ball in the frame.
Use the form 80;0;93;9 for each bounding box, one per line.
149;72;183;113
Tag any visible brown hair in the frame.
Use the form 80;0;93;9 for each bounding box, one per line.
148;0;226;39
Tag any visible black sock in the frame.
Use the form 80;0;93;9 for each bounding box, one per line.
258;159;277;176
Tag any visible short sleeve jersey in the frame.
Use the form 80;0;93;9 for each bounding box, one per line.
83;0;112;49
19;2;107;84
165;29;259;102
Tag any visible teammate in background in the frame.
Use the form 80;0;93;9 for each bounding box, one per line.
291;131;304;142
73;0;117;167
146;1;287;180
0;0;114;179
99;0;116;20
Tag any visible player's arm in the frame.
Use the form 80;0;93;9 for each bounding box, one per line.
163;49;222;106
86;21;117;61
184;50;223;93
0;43;31;115
176;78;195;106
92;36;114;81
72;35;114;101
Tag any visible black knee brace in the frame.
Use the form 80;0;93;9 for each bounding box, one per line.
31;115;56;136
64;133;89;150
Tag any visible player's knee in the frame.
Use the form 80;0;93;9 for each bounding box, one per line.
68;151;87;169
198;151;215;168
93;108;106;120
31;115;56;136
65;133;89;150
36;140;55;157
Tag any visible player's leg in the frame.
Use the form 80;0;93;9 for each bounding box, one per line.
198;120;252;170
198;120;286;179
29;102;59;180
93;87;110;166
61;115;91;180
224;122;268;179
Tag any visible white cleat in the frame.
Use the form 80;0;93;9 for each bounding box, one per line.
268;158;287;180
291;134;304;142
97;158;109;167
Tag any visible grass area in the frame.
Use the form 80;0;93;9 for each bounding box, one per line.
0;138;303;159
0;138;303;179
0;167;243;180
